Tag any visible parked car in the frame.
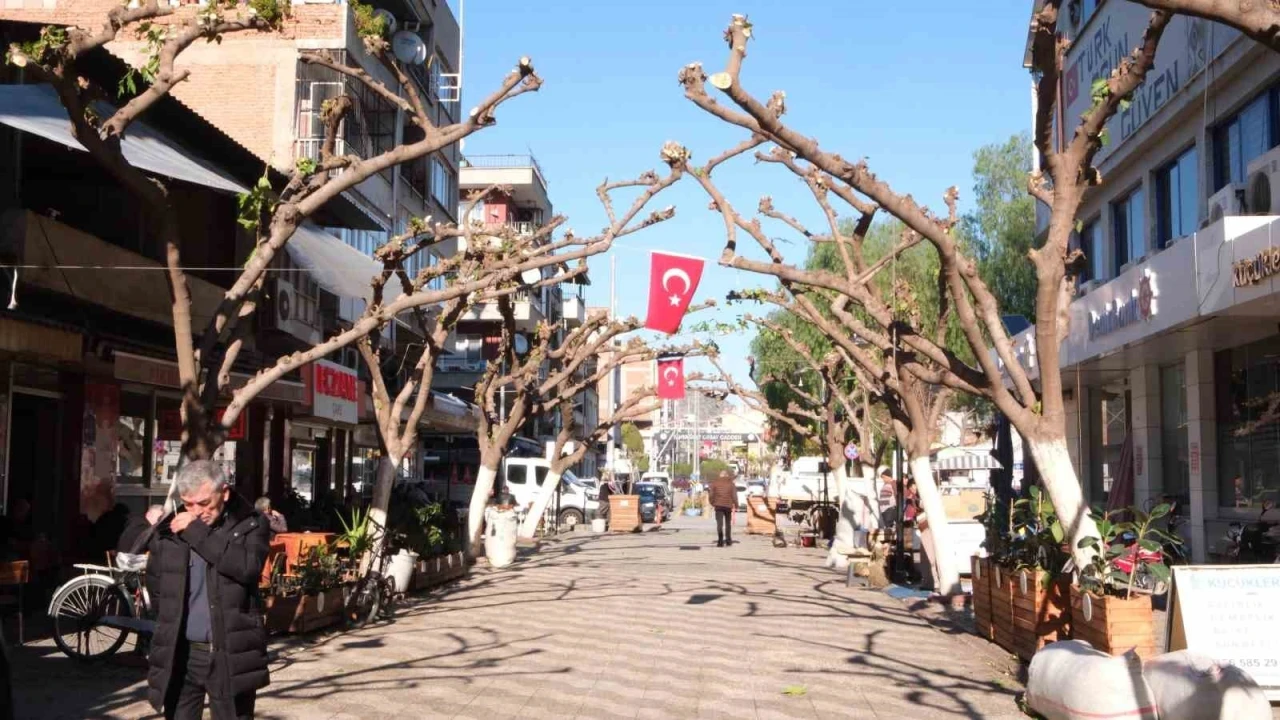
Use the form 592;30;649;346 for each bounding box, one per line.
735;480;748;510
635;482;672;522
500;457;598;528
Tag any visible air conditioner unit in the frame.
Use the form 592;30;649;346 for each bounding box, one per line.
261;279;320;345
1206;183;1245;225
1246;146;1280;216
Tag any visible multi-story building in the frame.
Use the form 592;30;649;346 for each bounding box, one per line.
0;2;475;525
432;154;593;470
1012;0;1280;562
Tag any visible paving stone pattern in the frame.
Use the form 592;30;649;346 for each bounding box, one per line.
13;514;1026;718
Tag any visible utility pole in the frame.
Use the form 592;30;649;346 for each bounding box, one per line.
692;392;701;481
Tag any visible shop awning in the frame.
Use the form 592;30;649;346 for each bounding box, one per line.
285;223;403;323
0;84;247;194
932;453;1003;472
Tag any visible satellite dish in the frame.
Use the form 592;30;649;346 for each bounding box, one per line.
521;267;543;286
391;30;427;65
374;9;398;35
513;334;530;356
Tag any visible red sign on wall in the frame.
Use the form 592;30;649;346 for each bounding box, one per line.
309;360;359;424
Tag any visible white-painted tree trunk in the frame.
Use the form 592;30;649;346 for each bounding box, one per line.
909;455;962;597
467;464;499;557
364;454;401;573
851;463;880;531
1025;436;1099;572
518;468;563;540
824;465;854;569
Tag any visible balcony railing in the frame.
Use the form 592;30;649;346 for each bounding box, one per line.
462;154;548;187
295;51;396;181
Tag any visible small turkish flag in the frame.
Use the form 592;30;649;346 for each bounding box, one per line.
656;356;686;400
645;251;705;334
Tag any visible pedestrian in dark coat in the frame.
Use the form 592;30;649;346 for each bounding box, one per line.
708;470;738;547
147;460;270;719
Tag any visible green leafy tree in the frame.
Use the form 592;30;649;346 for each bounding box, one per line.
621;423;649;472
959;133;1038;323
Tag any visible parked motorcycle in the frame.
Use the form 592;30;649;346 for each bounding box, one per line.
1225;499;1280;563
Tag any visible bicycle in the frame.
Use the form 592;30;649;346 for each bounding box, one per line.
343;538;399;629
47;552;155;661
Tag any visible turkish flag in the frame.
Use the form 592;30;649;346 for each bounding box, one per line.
656;356;686;400
645;251;705;334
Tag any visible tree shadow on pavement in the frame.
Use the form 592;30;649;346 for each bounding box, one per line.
10;642;151;719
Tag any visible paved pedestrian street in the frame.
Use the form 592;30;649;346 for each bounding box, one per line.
14;515;1024;719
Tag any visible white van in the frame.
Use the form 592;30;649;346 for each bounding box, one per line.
501;457;597;528
640;471;671;494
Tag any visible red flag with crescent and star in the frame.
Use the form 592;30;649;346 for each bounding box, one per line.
645;251;705;334
656;355;686;400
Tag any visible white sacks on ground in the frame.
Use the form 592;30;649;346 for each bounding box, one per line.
1143;650;1271;720
1026;641;1157;720
483;506;519;568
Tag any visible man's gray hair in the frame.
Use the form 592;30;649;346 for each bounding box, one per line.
175;460;228;496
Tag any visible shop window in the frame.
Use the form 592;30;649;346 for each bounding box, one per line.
153;395;236;488
1156;146;1198;248
1090;387;1129;503
1216;336;1280;508
1213;91;1273;190
1112;186;1145;270
292;445;316;502
116;391;150;485
1160;364;1189;502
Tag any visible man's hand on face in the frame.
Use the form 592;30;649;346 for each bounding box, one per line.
170;511;197;534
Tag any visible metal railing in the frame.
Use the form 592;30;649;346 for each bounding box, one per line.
461;154;548;187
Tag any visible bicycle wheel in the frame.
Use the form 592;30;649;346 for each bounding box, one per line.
376;575;397;620
344;575;381;629
50;575;132;660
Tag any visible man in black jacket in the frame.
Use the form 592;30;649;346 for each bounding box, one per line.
147;460;270;719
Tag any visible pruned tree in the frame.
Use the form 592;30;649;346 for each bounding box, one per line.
350;184;606;565
5;2;541;492
1134;0;1280;52
514;308;711;540
675;8;1174;571
463;157;688;553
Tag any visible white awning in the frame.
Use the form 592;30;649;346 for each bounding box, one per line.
285;223;404;324
0;84;247;194
932;453;1003;472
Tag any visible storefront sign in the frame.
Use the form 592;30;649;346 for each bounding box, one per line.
1232;246;1280;287
113;351;306;404
656;430;760;443
1166;565;1280;700
1063;7;1231;164
1087;270;1157;340
1190;441;1200;474
310;360;358;424
157;407;246;442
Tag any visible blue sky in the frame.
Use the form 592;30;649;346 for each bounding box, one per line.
457;0;1035;387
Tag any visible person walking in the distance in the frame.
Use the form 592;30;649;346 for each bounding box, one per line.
147;461;270;719
708;469;738;547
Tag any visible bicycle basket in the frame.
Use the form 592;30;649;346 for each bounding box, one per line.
116;552;148;572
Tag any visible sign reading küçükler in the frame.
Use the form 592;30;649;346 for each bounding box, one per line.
1165;564;1280;700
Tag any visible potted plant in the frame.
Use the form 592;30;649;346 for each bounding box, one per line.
1071;504;1178;660
971;489;1007;643
681;498;703;517
1006;487;1071;662
263;542;345;634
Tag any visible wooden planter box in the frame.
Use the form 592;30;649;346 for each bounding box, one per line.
989;564;1016;654
1069;585;1156;659
971;556;993;642
609;495;642;533
1011;569;1070;662
746;496;776;535
263;586;345;635
413;551;468;591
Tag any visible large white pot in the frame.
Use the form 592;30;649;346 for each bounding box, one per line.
484;506;519;568
388;549;419;593
591;518;607;533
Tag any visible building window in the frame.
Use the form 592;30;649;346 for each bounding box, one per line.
1216;335;1280;509
1214;91;1273;191
431;157;456;208
1156;147;1198;248
1161;364;1189;503
1080;217;1103;283
1112;186;1145;271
